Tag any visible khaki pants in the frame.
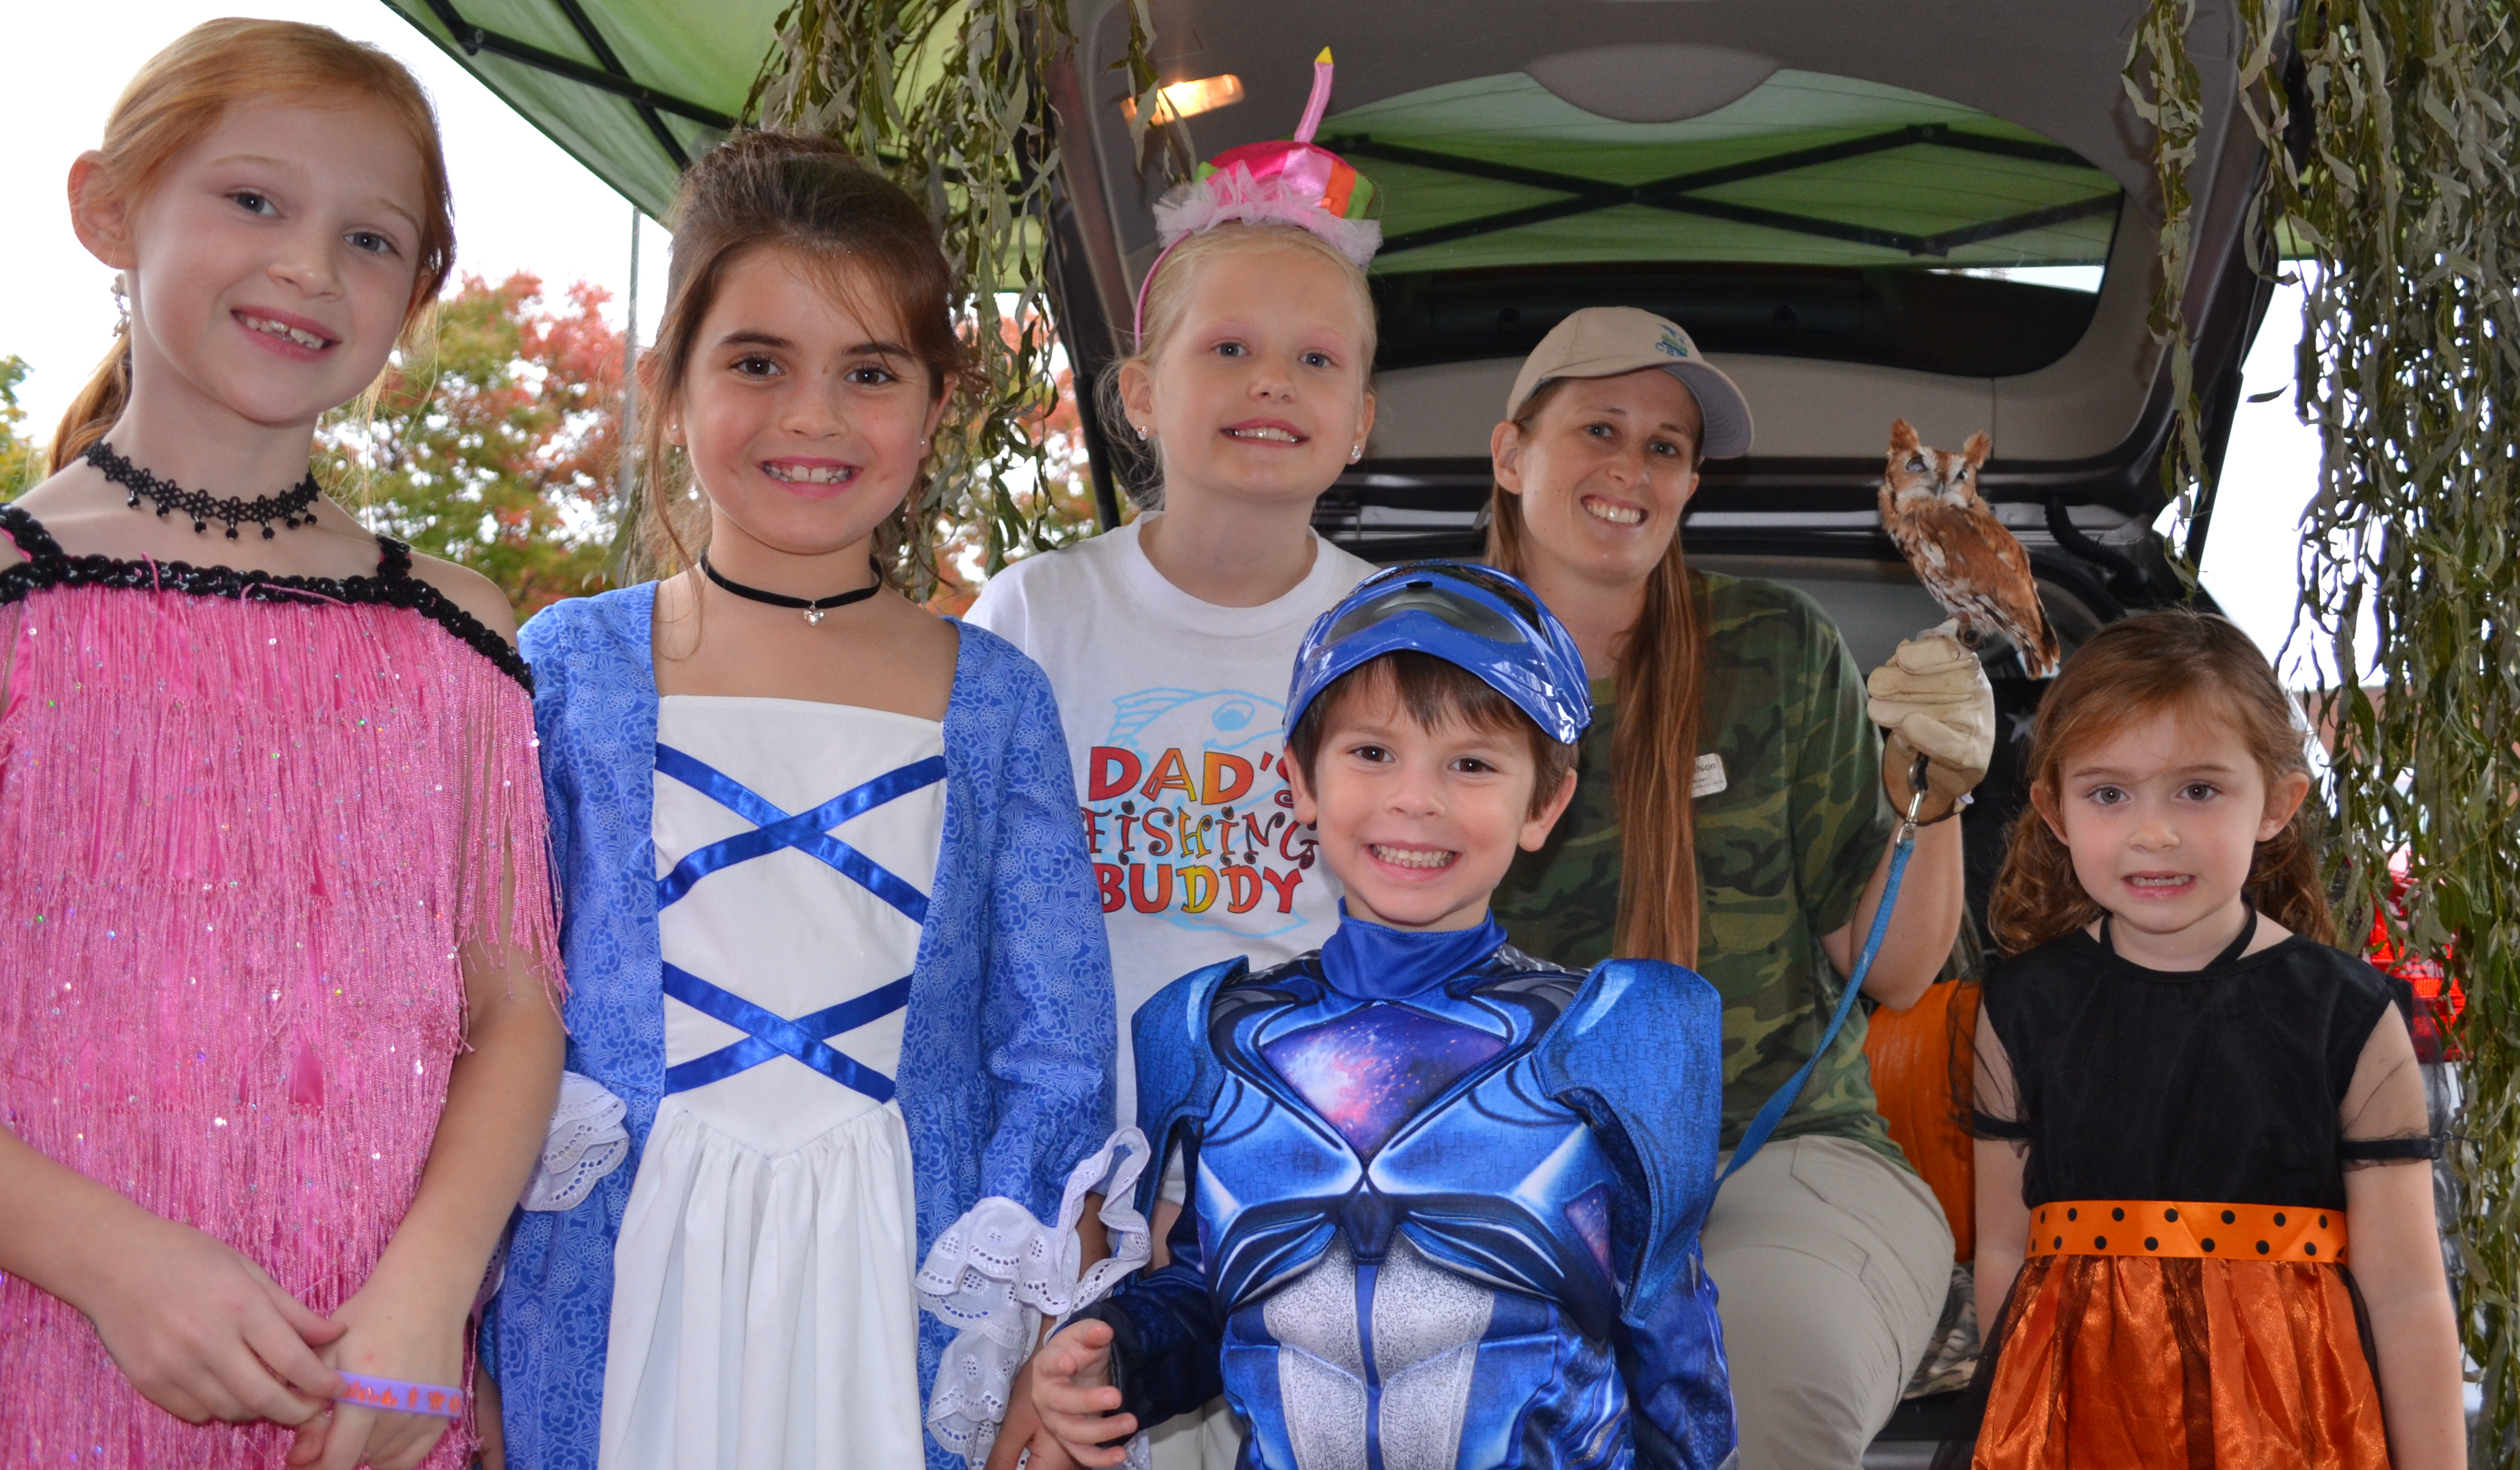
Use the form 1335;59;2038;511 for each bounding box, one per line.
1704;1134;1954;1470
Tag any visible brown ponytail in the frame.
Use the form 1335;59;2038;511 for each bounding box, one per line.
1986;608;2333;956
50;19;455;465
1487;379;1708;968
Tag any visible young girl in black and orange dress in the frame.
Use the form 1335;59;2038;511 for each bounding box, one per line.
1966;610;2463;1470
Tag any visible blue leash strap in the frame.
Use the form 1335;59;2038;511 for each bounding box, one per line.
1719;762;1932;1185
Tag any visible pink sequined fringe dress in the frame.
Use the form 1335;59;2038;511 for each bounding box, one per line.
0;507;558;1469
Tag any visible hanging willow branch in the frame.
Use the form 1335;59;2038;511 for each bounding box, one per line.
2139;2;2519;1457
2123;0;2215;579
745;0;1076;594
2281;7;2519;1454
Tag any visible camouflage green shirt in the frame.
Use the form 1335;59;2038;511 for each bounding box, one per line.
1493;572;1908;1169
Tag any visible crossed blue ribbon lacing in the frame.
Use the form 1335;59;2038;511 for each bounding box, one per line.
653;742;945;1101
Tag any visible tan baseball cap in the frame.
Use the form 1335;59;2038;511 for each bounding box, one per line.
1505;306;1755;458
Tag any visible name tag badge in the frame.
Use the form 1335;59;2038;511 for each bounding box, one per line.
1692;752;1727;799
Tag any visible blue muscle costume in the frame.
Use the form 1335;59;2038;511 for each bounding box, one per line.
489;585;1116;1470
1086;915;1735;1469
1073;562;1738;1470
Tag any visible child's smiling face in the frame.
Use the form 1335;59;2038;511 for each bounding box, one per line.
2034;703;2311;967
90;96;429;432
671;249;949;559
1120;239;1375;513
1289;670;1575;933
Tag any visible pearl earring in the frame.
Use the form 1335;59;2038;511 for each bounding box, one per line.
1134;424;1149;442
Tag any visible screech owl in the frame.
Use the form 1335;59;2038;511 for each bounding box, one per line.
1878;418;2060;678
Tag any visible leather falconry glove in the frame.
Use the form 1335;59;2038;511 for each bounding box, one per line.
1867;622;1996;823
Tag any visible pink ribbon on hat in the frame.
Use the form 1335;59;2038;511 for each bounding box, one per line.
1292;48;1335;143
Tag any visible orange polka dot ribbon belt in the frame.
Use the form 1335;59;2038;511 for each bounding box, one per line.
2027;1200;2347;1264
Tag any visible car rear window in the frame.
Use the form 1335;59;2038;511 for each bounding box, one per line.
1327;70;2121;377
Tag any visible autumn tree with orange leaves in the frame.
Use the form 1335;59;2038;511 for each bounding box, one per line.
320;272;625;615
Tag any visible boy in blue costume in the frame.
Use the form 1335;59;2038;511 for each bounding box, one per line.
1018;564;1736;1470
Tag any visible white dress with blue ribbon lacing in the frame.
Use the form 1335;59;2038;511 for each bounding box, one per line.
599;695;945;1470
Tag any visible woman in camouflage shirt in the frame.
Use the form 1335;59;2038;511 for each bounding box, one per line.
1485;309;1995;1469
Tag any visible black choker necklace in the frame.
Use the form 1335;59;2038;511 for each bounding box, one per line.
87;440;322;540
700;553;883;625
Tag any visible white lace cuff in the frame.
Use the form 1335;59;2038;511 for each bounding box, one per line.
918;1127;1154;1465
518;1071;630;1212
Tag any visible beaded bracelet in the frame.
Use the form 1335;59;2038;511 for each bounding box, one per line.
335;1372;467;1418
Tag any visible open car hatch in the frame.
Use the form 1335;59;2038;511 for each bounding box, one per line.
1043;0;2282;607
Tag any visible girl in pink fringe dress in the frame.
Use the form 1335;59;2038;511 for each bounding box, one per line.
0;21;564;1470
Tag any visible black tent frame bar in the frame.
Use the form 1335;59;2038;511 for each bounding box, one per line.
1340;123;2118;259
416;0;736;169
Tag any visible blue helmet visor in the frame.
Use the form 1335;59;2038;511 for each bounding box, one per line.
1286;562;1593;746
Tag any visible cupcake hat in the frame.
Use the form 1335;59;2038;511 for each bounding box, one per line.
1133;49;1382;345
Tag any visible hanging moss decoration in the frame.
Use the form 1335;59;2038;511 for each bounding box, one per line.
2136;3;2518;1456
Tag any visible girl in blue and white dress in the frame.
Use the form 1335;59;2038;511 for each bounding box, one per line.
489;133;1127;1470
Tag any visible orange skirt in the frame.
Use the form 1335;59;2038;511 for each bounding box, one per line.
1974;1253;2392;1469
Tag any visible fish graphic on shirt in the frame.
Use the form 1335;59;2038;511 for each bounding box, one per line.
1107;688;1285;759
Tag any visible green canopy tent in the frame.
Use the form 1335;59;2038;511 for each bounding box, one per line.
380;0;775;216
377;4;2120;306
1329;70;2119;275
1312;69;2124;384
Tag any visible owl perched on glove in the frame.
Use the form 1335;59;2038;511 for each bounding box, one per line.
1877;419;2060;679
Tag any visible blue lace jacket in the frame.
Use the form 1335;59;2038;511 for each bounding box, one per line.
491;584;1116;1470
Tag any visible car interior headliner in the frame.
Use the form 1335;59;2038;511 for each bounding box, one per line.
1069;0;2207;249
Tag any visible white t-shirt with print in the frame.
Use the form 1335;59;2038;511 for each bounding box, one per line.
965;519;1376;1124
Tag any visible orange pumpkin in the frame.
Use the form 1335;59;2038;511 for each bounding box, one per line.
1864;977;1979;1262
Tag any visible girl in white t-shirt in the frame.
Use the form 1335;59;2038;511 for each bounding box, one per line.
965;154;1384;1132
964;58;1384;1469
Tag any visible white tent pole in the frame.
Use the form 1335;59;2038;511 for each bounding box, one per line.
617;204;642;516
